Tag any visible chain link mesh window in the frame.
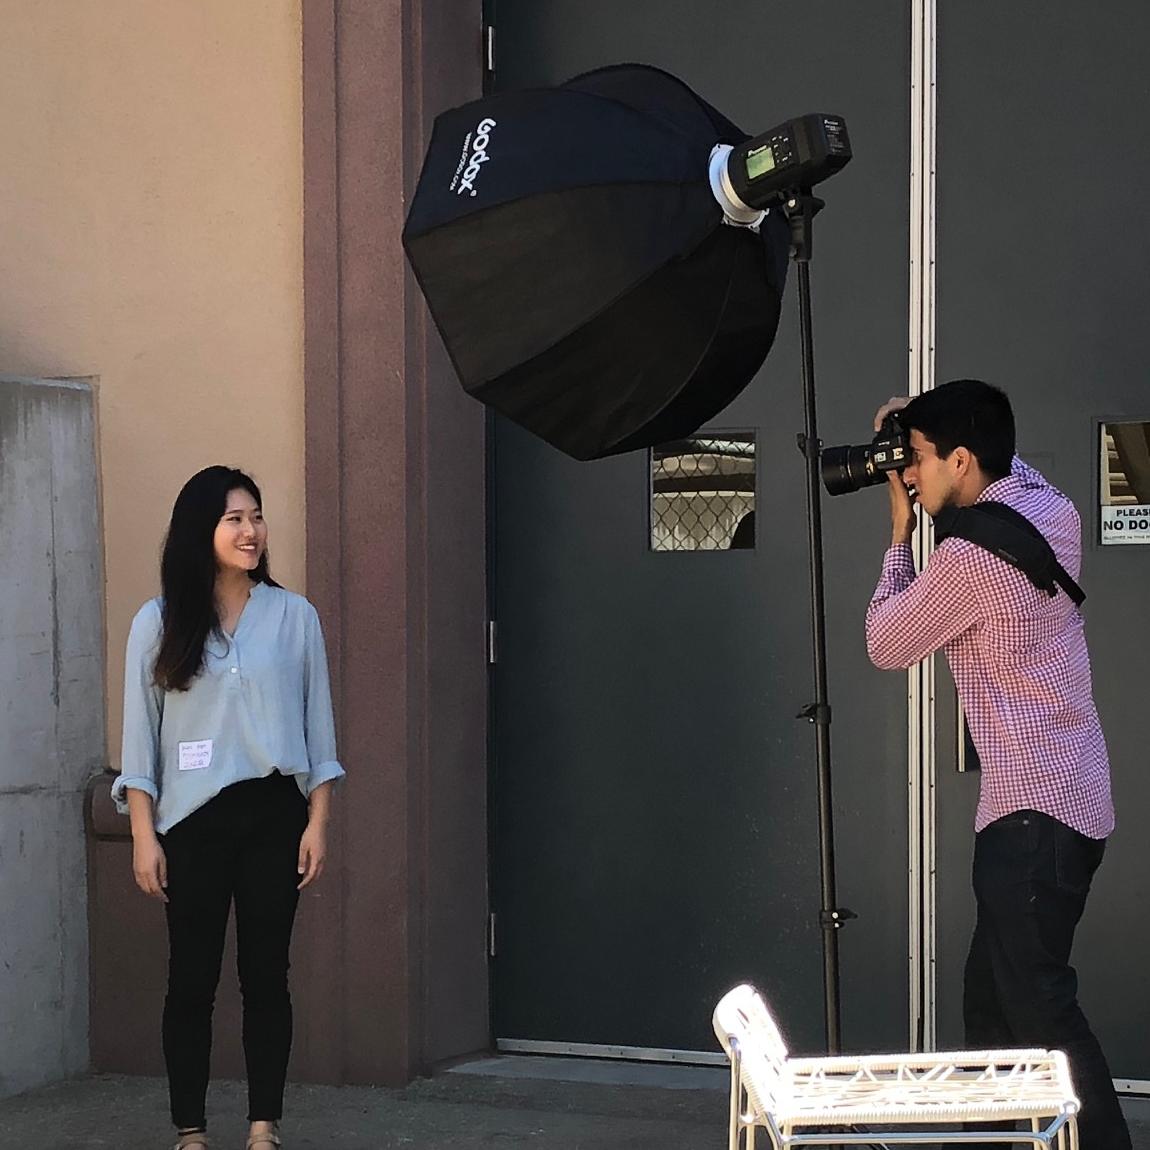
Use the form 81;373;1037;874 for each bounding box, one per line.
651;434;756;551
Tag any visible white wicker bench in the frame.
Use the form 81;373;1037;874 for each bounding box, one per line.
713;983;1079;1148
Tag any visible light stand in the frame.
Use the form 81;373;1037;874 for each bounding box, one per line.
711;115;857;1058
785;191;856;1056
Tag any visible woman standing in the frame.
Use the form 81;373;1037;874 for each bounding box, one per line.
113;466;344;1150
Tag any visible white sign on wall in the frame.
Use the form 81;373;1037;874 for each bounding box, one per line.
1100;504;1150;545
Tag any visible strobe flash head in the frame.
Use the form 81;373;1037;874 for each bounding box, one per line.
711;113;852;224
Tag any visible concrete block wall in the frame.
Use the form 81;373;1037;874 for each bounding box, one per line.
0;377;104;1099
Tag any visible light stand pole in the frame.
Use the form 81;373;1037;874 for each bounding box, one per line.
710;114;856;1060
784;191;855;1056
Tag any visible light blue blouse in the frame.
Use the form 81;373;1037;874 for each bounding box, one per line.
113;583;345;834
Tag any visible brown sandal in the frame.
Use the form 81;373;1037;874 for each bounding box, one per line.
174;1132;209;1150
245;1129;281;1149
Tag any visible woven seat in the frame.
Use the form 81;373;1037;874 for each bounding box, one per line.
713;984;1079;1147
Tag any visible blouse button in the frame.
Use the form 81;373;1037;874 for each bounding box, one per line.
230;667;238;674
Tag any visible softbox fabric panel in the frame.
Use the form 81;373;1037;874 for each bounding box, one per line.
403;63;789;460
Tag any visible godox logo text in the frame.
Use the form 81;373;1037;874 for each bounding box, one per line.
458;118;497;196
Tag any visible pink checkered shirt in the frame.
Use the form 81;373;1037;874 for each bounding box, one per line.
866;457;1114;838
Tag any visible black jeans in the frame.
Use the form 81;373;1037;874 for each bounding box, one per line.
160;772;309;1129
964;810;1130;1150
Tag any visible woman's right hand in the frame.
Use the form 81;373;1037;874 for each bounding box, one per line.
132;835;169;902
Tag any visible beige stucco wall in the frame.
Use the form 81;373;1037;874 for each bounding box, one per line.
0;1;305;764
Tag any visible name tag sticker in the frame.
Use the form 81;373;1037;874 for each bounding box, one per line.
178;740;214;771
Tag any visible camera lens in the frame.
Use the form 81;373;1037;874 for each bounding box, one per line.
820;445;876;496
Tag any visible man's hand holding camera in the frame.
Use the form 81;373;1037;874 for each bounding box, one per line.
873;396;915;549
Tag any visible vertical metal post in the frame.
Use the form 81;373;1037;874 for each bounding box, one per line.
908;0;939;1053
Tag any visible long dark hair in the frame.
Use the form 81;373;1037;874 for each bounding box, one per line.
153;466;279;692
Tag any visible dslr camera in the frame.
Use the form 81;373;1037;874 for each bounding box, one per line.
821;414;909;496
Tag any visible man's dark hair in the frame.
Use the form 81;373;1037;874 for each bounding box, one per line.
899;379;1015;480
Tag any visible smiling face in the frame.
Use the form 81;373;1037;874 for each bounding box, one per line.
213;487;267;575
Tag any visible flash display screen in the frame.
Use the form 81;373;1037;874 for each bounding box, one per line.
745;145;776;181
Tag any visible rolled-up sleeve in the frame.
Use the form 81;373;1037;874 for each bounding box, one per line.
302;605;345;792
112;601;164;813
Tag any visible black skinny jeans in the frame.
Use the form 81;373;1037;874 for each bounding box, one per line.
160;772;308;1129
964;810;1130;1150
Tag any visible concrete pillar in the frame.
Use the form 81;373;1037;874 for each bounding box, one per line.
0;377;103;1099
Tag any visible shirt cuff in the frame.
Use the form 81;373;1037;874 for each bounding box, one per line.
882;542;915;580
306;760;346;794
110;775;158;814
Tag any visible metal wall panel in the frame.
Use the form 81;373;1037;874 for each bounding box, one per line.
490;0;912;1055
934;1;1150;1079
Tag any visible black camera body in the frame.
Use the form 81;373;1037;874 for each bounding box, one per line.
821;415;910;496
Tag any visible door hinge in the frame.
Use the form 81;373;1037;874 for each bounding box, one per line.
488;911;497;957
487;620;498;665
484;24;496;75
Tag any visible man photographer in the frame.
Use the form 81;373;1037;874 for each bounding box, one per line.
864;379;1129;1149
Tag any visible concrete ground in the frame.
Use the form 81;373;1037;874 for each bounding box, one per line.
0;1056;1147;1149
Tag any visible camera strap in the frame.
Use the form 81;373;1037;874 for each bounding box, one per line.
933;501;1086;607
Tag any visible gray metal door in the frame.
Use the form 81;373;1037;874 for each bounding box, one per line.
491;1;914;1055
933;2;1150;1080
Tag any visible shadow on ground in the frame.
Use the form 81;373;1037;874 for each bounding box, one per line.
0;1058;1147;1149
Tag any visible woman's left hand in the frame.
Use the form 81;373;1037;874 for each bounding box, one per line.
297;820;327;889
